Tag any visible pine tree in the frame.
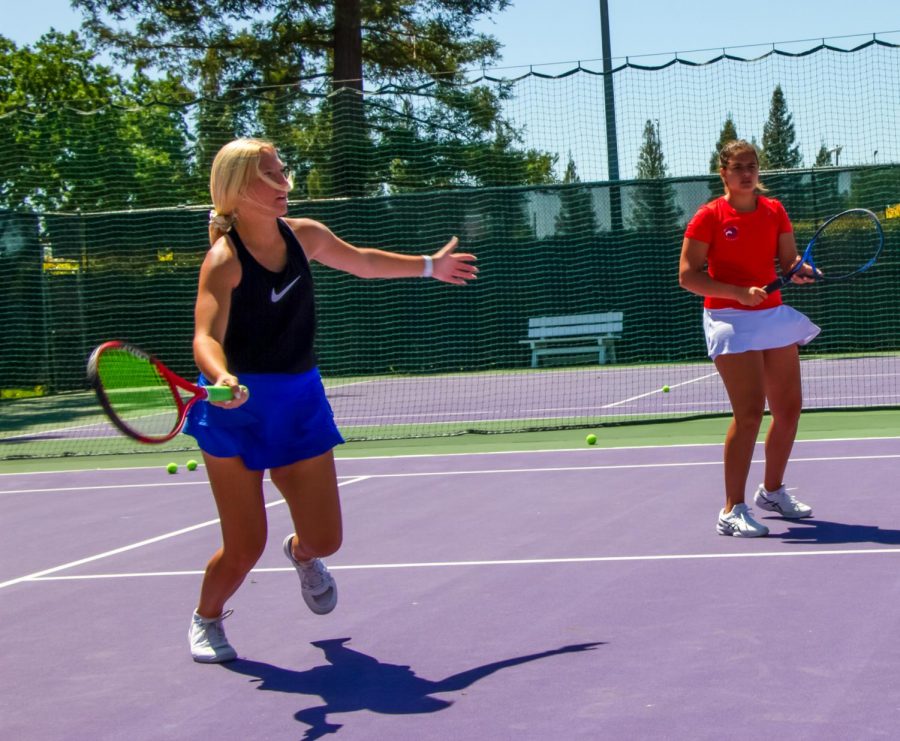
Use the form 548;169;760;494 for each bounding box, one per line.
555;153;598;238
636;120;668;179
814;142;833;167
709;115;738;173
760;85;802;169
73;0;551;198
562;155;579;184
629;120;682;233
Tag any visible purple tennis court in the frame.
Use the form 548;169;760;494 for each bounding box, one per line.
2;437;900;739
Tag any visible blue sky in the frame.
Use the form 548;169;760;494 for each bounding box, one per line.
5;0;899;70
476;0;899;71
5;1;898;185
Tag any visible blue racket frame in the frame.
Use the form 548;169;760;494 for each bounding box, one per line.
764;208;884;294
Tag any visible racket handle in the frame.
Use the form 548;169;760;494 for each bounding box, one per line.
205;385;249;402
763;277;787;294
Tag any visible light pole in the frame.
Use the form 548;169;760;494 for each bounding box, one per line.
828;145;843;166
599;0;622;230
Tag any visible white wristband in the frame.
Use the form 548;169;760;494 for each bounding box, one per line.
422;255;433;278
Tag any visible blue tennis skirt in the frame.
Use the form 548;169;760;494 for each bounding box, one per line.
182;367;344;471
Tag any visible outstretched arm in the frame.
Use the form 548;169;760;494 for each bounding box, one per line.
291;218;478;285
433;643;604;693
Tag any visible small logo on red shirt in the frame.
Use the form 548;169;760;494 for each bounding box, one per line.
723;225;739;240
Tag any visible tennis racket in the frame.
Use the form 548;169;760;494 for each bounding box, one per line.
86;340;247;444
765;208;884;294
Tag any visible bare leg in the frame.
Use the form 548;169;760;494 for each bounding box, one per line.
762;344;803;491
714;351;766;512
196;452;267;618
270;449;343;561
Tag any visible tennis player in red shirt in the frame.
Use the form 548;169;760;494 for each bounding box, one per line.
679;139;819;537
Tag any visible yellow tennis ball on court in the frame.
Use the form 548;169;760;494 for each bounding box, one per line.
186;459;198;471
662;385;670;393
586;433;597;445
166;462;178;474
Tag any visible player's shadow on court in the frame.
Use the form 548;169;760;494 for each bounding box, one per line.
222;638;603;740
770;518;900;545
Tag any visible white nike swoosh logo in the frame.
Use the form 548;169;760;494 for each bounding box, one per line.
271;275;301;303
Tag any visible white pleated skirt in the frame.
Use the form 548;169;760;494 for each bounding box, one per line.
702;305;820;359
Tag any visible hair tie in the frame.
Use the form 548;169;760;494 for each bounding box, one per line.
209;209;236;232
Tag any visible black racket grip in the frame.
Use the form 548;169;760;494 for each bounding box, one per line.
764;276;788;294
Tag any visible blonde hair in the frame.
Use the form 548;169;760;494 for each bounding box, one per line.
207;138;292;244
718;139;767;194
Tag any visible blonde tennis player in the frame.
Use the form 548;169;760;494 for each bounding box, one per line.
185;138;477;662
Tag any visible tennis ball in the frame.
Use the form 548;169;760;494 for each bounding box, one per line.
166;462;178;474
186;459;198;471
586;433;598;445
662;385;670;393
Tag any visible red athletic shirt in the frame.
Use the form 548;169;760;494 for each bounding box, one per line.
684;195;792;310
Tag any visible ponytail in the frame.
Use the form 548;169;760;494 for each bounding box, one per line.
208;209;236;246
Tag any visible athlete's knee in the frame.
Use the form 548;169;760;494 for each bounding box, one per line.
771;398;803;425
220;538;267;574
731;404;765;432
295;531;342;559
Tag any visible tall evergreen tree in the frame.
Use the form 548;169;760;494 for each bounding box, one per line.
814;142;833;167
709;115;738;173
760;85;802;169
629;120;682;233
555;153;598;238
72;1;555;198
809;141;845;217
635;120;668;180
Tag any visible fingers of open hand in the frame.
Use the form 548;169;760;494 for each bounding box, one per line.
435;253;478;284
435;235;460;257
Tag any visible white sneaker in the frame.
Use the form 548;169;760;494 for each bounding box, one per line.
754;484;813;519
189;609;237;663
283;534;338;615
717;503;769;537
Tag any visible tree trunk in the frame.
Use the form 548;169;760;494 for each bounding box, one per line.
331;0;367;197
333;0;363;92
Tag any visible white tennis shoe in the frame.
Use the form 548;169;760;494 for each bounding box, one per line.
754;484;813;519
717;503;769;537
283;534;338;615
189;609;237;663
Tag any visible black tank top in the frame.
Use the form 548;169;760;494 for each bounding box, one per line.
223;219;317;374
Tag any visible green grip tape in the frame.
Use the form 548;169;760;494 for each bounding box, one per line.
205;385;249;402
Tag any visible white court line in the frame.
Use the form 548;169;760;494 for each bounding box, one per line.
0;475;362;496
5;449;900;589
0;476;371;591
4;435;900;477
295;452;900;481
1;480;218;496
602;372;719;409
24;546;900;582
4;452;900;494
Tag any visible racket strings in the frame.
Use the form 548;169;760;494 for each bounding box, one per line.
96;349;182;439
811;212;882;279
